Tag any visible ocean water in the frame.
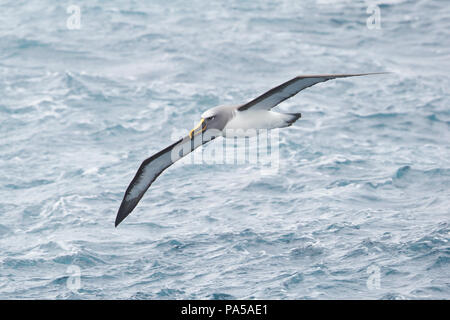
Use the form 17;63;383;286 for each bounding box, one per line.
0;0;449;299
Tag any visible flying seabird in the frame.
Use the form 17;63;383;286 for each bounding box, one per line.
115;72;386;227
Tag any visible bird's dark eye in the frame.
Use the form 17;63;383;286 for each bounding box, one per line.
208;116;215;121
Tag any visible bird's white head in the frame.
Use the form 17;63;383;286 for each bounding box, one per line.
189;105;235;139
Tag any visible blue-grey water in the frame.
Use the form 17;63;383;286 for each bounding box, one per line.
0;0;449;299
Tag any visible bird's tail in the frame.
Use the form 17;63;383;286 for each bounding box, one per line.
282;112;301;127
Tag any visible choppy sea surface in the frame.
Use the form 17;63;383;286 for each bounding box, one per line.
0;0;449;299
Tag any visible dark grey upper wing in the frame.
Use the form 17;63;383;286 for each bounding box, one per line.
238;73;387;112
115;135;209;227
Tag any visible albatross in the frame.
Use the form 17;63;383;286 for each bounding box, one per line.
115;72;386;227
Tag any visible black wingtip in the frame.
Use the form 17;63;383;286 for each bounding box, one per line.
115;207;128;228
115;198;138;227
114;215;122;228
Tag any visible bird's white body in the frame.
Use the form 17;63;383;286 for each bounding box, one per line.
223;109;299;137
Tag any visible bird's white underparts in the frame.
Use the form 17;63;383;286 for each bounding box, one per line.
115;72;388;227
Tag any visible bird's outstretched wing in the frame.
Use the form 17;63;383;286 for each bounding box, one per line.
238;73;388;112
115;135;209;227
